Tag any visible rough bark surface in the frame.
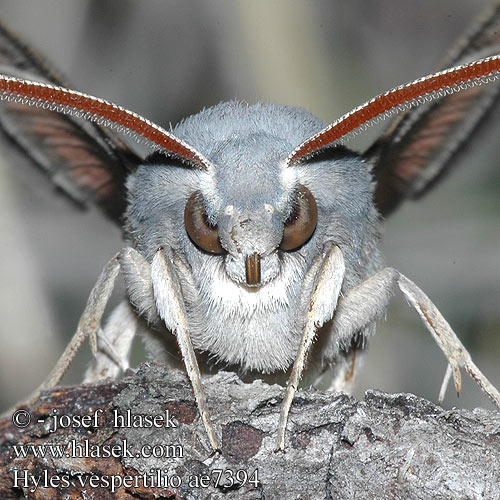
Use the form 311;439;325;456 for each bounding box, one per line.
0;362;499;499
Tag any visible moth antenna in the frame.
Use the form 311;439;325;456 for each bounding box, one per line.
287;55;500;166
0;75;214;171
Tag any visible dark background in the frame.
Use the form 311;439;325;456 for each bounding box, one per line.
0;0;499;412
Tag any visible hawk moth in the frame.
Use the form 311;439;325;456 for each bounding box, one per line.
0;1;500;452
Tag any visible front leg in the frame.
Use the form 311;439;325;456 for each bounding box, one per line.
330;267;500;407
151;247;221;452
276;243;345;451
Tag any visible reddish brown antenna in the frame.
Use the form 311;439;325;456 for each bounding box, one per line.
287;55;500;166
0;75;214;171
1;56;499;171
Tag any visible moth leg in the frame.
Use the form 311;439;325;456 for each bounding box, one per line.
84;246;156;382
325;345;362;393
23;253;121;407
120;247;159;324
276;244;345;451
97;326;130;371
151;248;220;452
398;274;500;407
330;268;500;408
83;300;137;383
438;363;453;404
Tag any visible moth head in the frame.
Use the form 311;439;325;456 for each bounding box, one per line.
177;122;320;287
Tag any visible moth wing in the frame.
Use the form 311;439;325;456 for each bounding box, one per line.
0;20;142;223
368;4;500;217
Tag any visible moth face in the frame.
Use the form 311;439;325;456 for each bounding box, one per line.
182;134;318;286
184;184;318;286
126;102;376;291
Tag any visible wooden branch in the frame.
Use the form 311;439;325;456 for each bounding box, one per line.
1;362;499;499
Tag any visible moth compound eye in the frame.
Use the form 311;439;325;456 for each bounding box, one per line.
279;184;318;251
184;191;225;254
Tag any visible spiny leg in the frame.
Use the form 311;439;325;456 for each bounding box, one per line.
151;248;220;452
21;253;121;408
83;300;137;383
329;267;500;408
276;244;345;451
398;274;500;407
438;363;453;404
84;246;155;382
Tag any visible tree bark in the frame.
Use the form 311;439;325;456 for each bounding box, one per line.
1;362;499;500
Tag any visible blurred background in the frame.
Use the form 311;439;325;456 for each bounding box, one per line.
0;0;499;412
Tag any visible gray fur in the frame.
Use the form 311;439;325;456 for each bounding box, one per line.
123;101;382;377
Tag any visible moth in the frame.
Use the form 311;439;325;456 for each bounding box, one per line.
1;4;500;452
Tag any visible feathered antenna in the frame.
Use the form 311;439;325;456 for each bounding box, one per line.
1;56;499;172
287;55;500;166
0;75;214;171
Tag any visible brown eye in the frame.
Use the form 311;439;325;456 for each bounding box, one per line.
184;191;225;254
279;184;318;251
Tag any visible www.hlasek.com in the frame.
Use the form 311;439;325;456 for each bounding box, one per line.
12;438;183;460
